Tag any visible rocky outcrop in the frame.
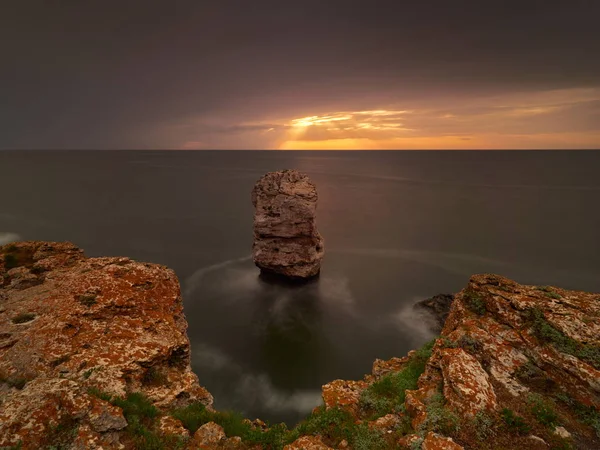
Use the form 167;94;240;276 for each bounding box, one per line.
0;241;213;449
414;294;454;333
252;170;324;280
314;274;600;449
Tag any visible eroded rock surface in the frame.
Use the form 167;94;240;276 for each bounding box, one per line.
0;241;213;449
315;274;600;449
252;170;324;279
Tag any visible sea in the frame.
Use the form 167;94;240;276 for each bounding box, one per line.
1;150;599;425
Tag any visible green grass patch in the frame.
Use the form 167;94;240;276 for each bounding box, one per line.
142;367;168;386
294;406;388;449
464;291;487;315
3;254;19;270
87;387;113;402
171;401;290;449
500;408;531;435
473;411;495;440
359;338;436;418
528;393;559;428
555;393;600;437
536;286;562;300
293;406;354;444
526;308;600;370
11;312;36;324
87;390;184;450
348;423;387;450
420;392;460;435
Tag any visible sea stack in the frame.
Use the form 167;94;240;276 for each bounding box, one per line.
252;170;324;280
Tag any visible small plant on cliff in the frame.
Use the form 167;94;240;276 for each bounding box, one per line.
420;392;460;435
359;338;436;418
350;423;387;450
514;359;541;380
473;411;495;440
440;337;459;348
169;401;208;434
464;291;487;315
293;405;387;449
142;366;168;386
410;437;424;450
536;286;562;299
528;393;559;428
11;312;36;324
171;401;291;449
500;408;531;434
526;308;600;370
43;415;79;449
112;392;159;421
555;393;600;438
88;387;112;402
109;392;181;450
3;253;18;270
457;334;484;355
293;405;355;444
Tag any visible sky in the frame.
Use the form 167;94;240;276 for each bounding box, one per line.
1;0;599;150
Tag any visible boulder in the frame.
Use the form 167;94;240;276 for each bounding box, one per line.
252;170;324;279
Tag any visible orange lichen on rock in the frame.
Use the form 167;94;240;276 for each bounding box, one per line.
321;379;368;414
0;241;212;449
421;431;464;450
283;435;336;450
440;347;497;416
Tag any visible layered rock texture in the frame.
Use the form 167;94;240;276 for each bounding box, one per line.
2;241;599;449
252;170;324;279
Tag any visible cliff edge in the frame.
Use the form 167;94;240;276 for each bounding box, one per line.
0;242;213;449
2;242;599;449
319;274;600;449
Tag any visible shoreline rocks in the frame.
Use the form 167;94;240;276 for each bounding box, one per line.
252;170;324;280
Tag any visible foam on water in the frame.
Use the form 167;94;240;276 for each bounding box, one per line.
0;232;20;246
193;343;321;416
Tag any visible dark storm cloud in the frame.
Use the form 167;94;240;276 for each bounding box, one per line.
1;0;599;148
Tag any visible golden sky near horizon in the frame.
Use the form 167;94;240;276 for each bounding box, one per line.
177;87;600;150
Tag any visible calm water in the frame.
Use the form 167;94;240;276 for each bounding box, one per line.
1;150;599;424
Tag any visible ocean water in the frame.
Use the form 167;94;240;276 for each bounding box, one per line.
1;150;599;424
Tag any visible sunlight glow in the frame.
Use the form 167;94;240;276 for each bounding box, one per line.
282;109;411;147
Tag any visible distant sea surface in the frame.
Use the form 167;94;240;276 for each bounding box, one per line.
1;150;599;424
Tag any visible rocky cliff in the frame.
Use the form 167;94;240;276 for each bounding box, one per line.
318;274;600;450
2;242;599;449
251;170;324;280
0;242;213;449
